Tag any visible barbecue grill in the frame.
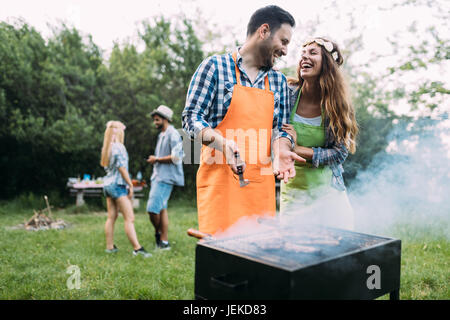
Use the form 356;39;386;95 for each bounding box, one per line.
194;225;401;300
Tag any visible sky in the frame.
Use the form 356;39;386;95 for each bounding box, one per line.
1;0;446;57
1;0;448;115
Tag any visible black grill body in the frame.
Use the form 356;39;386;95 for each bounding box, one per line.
194;226;401;300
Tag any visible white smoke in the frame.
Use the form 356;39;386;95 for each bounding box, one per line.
348;115;450;240
212;213;275;239
280;185;355;231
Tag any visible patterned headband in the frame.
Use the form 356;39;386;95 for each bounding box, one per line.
303;38;339;62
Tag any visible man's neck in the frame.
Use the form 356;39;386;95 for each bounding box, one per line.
161;123;169;132
238;43;264;83
239;43;262;70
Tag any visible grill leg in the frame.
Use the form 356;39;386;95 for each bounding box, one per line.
390;289;400;300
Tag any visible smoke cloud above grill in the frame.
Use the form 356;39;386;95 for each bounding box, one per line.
349;115;450;239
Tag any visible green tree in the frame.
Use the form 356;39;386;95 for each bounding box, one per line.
103;16;205;196
0;21;108;198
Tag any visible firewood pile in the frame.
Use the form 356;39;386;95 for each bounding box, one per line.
22;196;67;231
24;210;67;231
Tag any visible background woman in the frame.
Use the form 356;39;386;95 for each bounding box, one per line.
100;121;151;257
281;37;358;230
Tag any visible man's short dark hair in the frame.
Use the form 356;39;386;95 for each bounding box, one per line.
247;5;295;37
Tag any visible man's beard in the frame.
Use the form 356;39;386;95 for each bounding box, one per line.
155;124;163;130
259;38;274;69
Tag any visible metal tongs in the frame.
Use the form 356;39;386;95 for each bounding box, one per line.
234;151;249;187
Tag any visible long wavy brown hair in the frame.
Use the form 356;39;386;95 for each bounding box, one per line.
288;37;358;153
100;121;125;167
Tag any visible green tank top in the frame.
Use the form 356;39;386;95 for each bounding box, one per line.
284;89;332;191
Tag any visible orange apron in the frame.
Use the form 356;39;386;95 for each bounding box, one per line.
196;52;276;235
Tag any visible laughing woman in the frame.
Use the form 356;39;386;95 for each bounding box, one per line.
281;37;358;230
101;121;151;257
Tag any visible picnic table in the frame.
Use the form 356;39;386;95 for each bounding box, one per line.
67;180;147;208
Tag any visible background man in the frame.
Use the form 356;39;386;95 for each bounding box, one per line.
146;105;184;250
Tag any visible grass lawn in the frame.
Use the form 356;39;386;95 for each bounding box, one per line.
0;196;448;300
0;197;198;299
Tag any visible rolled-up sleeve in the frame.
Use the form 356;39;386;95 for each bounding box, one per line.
182;56;217;140
312;143;349;168
169;130;185;165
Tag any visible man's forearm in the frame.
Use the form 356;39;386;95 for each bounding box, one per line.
198;127;226;152
198;127;239;169
155;155;175;164
272;137;293;157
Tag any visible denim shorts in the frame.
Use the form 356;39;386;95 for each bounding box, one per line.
103;184;129;199
146;181;174;214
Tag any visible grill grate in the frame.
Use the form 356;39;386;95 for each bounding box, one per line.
203;225;389;270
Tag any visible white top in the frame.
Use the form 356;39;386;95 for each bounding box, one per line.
293;113;322;126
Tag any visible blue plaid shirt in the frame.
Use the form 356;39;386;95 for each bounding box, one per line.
288;85;349;191
182;49;293;145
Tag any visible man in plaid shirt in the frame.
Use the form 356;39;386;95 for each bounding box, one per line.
183;6;303;179
182;5;305;234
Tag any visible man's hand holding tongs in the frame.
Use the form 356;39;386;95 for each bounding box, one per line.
199;128;248;186
221;139;249;187
223;139;244;175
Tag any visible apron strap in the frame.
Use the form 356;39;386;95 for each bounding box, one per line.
264;74;270;92
232;52;241;86
232;51;270;92
320;106;325;126
294;87;325;125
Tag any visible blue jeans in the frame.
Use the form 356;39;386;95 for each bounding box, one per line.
146;181;174;214
103;184;128;199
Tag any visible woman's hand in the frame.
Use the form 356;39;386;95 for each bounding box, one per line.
127;185;134;200
282;123;297;145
